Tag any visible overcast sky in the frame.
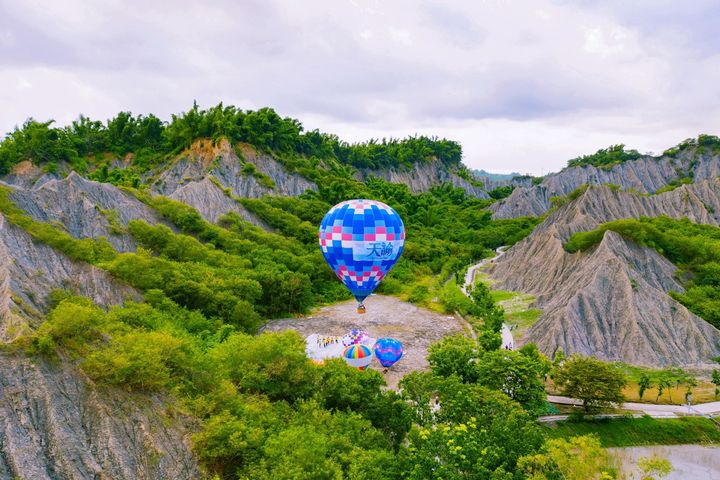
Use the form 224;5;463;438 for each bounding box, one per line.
1;0;718;174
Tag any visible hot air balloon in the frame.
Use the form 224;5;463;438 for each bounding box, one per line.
342;328;369;347
373;338;404;368
343;344;373;370
319;199;405;314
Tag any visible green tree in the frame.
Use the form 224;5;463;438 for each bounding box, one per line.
209;330;317;403
315;359;412;448
553;355;627;413
475;349;548;414
637;453;673;479
518;435;611;480
398;376;545;479
469;282;505;351
638;373;652;400
427;334;480;383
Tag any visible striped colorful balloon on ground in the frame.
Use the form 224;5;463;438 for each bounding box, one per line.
343;344;373;370
319;199;405;313
373;338;404;368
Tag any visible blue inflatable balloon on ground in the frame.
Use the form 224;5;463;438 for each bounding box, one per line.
319;199;405;313
373;338;404;368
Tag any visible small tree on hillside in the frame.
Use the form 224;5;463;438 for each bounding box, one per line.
638;373;652;400
553;355;627;413
469;282;505;351
712;369;720;398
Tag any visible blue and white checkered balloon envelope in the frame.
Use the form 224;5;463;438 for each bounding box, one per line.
319;199;405;314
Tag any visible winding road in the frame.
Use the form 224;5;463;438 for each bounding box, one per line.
461;246;514;350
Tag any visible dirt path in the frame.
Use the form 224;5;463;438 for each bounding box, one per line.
264;295;466;389
461;246;508;296
462;246;514;349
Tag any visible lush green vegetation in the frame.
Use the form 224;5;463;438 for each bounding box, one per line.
0;103;461;176
565;216;720;329
614;363;698;403
553;355;628;413
548;184;590;209
663;134;720;157
12;276;603;479
4;104;666;478
518;435;617;480
488;185;514;200
654;176;693;194
545;416;720;447
566;144;642;169
22;294;414;478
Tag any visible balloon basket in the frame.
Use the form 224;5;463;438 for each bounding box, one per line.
356;304;366;314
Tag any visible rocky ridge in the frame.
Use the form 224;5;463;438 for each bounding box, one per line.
0;354;199;480
0;213;140;342
151;139;316;198
5;171;166;252
0;175;202;478
491;149;720;218
488;180;720;366
356;161;490;198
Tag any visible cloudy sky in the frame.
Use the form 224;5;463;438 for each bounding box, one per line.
1;0;718;174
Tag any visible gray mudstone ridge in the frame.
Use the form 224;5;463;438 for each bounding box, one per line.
0;355;200;480
0;181;202;478
1;160;63;190
151;139;317;199
488;180;720;366
356;161;491;199
491;149;720;219
6;171;166;252
474;174;533;192
167;175;268;226
0;213;140;342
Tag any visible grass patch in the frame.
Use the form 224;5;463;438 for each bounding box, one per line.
544;416;720;447
622;380;718;404
490;290;514;302
470;273;542;342
511;308;543;326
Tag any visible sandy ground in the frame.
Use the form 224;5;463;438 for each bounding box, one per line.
611;445;720;479
264;294;466;388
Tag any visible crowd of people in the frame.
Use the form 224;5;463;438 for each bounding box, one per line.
316;335;340;348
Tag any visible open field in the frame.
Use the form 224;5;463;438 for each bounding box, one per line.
622;380;718;404
547;379;719;405
264;294;466;389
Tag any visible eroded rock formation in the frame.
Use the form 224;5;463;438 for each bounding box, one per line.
489;181;720;366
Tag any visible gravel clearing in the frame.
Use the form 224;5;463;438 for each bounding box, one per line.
264;295;466;388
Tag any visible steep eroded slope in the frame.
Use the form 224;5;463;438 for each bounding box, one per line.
488;181;720;366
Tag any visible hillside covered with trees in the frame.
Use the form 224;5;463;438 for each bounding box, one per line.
0;103;462;176
2;104;717;478
0;105;576;478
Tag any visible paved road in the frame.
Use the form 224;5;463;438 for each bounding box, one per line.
462;246;514;349
538;412;681;423
548;394;720;417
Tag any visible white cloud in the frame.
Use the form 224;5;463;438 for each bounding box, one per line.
0;0;718;174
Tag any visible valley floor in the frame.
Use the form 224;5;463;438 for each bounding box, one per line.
263;294;466;388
